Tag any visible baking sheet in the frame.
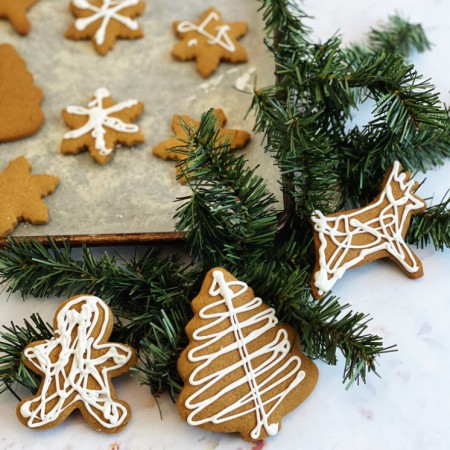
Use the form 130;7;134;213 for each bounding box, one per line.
0;0;280;237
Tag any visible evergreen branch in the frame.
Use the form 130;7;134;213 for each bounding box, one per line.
134;309;185;400
0;314;52;399
407;195;450;250
252;90;340;216
258;0;311;45
0;239;192;314
290;294;396;386
368;14;431;57
175;109;279;267
345;15;431;66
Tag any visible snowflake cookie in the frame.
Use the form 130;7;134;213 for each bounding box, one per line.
0;0;39;35
152;109;251;182
177;268;318;441
310;161;427;299
0;156;59;237
17;295;137;432
172;7;248;78
61;87;144;164
65;0;145;55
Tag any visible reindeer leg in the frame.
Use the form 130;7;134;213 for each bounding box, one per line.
387;237;424;279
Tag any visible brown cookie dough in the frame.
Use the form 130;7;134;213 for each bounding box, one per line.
0;44;44;142
0;156;59;237
17;295;137;433
152;109;251;182
65;0;145;55
0;0;39;35
172;7;248;78
61;87;144;164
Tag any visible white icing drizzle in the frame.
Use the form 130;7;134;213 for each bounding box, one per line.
177;10;236;53
311;161;427;296
185;270;306;440
64;87;140;156
20;295;134;429
72;0;141;46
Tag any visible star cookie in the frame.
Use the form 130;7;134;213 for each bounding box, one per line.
0;0;39;35
172;7;248;78
61;87;144;164
0;156;59;237
65;0;145;55
0;44;44;143
17;295;137;432
152;109;251;182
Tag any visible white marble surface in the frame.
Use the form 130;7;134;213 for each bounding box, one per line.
1;0;450;449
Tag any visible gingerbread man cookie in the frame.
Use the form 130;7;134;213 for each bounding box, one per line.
153;109;251;182
0;0;39;35
65;0;145;55
0;156;59;237
0;44;44;143
172;7;248;77
61;87;144;164
17;295;137;433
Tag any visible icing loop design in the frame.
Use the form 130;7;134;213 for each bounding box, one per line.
72;0;140;45
185;270;306;440
177;11;236;52
311;161;427;296
18;296;135;430
64;87;139;156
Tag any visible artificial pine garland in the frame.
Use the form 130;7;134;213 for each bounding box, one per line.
1;0;449;401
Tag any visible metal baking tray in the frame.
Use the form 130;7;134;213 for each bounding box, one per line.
0;0;279;245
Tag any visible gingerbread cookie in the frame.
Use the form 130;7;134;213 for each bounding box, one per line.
177;268;318;442
310;161;427;299
153;109;251;182
0;156;59;237
172;7;248;78
0;0;38;35
65;0;145;55
0;44;44;142
17;295;137;432
62;87;144;164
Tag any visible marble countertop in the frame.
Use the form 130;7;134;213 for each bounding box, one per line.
1;0;450;449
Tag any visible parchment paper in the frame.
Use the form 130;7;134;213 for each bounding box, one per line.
0;0;280;236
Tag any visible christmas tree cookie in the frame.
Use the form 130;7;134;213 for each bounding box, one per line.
65;0;145;55
61;87;144;164
0;156;59;237
17;295;137;432
153;109;251;182
172;7;248;78
177;268;318;442
310;161;427;299
0;44;44;142
0;0;39;35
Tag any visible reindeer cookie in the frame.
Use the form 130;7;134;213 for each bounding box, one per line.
310;161;427;299
17;295;137;433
